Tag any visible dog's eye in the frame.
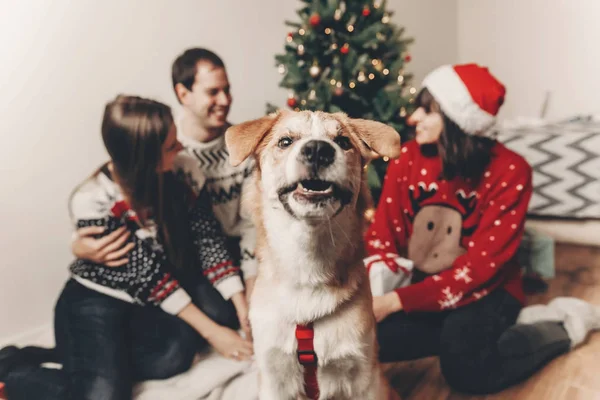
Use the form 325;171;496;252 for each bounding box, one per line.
334;136;352;150
278;137;293;149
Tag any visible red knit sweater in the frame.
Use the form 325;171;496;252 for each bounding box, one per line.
365;140;532;313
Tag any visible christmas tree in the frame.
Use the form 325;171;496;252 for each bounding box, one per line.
267;0;416;202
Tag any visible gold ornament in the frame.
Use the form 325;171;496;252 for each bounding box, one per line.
331;43;338;50
335;81;342;88
301;99;307;105
286;35;293;43
299;28;306;36
382;13;390;23
278;64;286;74
357;71;366;82
373;0;383;9
383;68;390;75
309;64;321;78
330;79;337;86
397;74;404;84
368;73;375;80
349;81;356;89
371;59;379;66
308;90;317;100
383;157;389;162
409;87;417;95
298;44;305;55
325;28;332;35
347;24;354;32
399;107;407;117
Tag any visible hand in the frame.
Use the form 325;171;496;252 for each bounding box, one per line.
244;276;256;304
205;325;254;361
72;226;135;267
373;292;403;323
231;292;252;341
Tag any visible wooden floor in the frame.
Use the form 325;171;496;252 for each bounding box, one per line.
384;243;600;400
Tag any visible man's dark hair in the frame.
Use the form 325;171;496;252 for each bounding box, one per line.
171;48;225;100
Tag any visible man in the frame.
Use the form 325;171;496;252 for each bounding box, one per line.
170;48;257;333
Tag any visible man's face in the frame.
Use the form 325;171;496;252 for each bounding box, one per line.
182;62;232;130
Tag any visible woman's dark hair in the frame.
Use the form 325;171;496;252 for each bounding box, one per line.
86;95;194;269
415;88;496;183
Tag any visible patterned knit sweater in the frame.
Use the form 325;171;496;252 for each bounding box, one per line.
69;158;243;315
176;127;258;279
365;140;533;313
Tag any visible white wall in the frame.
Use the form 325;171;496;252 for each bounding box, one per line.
0;0;457;341
458;0;600;120
389;0;458;84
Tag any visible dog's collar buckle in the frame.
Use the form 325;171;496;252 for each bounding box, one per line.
295;323;318;365
297;349;318;364
295;323;319;399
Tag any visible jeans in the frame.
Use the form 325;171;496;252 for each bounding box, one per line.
5;270;238;400
377;288;571;394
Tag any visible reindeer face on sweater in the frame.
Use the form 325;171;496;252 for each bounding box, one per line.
407;183;477;274
409;205;466;274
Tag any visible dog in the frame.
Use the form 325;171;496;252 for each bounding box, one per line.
225;110;401;400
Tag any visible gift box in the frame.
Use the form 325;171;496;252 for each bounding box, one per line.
517;227;555;279
364;253;414;296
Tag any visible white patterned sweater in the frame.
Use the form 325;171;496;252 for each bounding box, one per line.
68;156;244;315
177;130;258;280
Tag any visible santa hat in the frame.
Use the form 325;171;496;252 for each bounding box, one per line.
422;63;506;135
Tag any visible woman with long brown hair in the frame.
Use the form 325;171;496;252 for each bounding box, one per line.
0;95;252;399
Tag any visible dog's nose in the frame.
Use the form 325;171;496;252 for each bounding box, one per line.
299;140;335;168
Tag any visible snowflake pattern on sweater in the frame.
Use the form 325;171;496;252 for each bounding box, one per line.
176;129;258;279
365;140;533;313
69;163;242;314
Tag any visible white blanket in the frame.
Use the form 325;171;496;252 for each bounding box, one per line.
134;351;259;400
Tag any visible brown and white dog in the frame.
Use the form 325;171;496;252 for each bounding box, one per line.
225;110;401;400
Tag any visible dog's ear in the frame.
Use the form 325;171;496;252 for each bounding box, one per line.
225;112;282;167
348;118;401;160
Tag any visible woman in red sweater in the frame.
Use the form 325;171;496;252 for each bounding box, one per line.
370;64;600;394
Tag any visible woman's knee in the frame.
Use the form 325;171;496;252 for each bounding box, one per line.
140;336;196;380
439;350;502;394
135;319;198;381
